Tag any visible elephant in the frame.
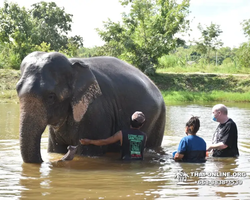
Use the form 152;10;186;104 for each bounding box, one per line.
16;51;166;163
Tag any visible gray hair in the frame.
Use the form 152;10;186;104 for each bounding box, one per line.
213;104;228;115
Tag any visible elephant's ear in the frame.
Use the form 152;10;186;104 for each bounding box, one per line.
70;60;102;122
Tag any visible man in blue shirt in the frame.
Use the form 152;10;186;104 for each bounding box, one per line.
174;116;207;163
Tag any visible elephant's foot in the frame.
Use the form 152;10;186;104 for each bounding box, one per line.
59;145;78;161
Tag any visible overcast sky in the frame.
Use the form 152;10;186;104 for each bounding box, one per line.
2;0;250;48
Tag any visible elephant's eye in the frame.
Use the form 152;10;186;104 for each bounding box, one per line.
48;93;56;105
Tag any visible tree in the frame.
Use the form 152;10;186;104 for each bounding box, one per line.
97;0;190;73
194;23;223;64
241;19;250;39
30;1;83;51
62;35;84;57
0;1;35;68
0;1;83;69
235;20;250;68
235;42;250;68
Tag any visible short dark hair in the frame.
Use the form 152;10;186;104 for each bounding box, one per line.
130;118;144;128
186;116;200;134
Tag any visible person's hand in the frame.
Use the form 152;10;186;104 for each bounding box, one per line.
79;139;91;145
207;145;213;152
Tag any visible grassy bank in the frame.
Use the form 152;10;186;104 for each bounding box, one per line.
149;73;250;103
0;69;20;103
1;69;250;104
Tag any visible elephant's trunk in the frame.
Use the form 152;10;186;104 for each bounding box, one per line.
19;96;47;163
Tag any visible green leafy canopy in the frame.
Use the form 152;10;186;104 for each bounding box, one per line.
0;1;83;69
96;0;190;73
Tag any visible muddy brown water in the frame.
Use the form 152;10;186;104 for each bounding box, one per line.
0;103;250;199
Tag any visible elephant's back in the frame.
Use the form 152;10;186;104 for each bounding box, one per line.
82;56;160;94
82;56;142;75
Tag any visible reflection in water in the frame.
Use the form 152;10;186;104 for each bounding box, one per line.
0;103;250;199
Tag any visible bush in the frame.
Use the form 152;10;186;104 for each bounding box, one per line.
222;57;233;65
235;42;250;68
158;55;179;68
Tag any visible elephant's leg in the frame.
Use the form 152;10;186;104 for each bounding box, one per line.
48;127;68;153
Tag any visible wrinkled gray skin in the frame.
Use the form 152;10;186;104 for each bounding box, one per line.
59;145;78;161
16;51;166;163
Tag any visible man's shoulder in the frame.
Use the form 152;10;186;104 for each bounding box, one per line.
122;129;146;136
226;118;236;125
224;118;237;129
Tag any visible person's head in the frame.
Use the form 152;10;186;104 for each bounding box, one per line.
185;116;200;135
130;111;145;128
212;104;228;123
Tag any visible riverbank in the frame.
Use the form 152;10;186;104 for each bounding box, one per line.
1;69;250;103
150;72;250;103
0;69;20;103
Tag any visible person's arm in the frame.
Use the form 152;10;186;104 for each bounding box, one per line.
79;131;122;146
207;142;228;151
174;153;184;161
174;138;187;162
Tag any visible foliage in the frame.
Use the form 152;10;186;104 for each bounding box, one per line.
235;41;250;68
157;45;238;69
156;49;250;74
32;42;51;52
241;19;250;39
0;69;20;103
1;68;250;103
0;1;34;67
30;1;83;52
97;0;190;73
196;23;223;52
161;90;250;103
150;73;250;102
0;1;83;69
234;20;250;68
194;23;223;65
77;46;102;58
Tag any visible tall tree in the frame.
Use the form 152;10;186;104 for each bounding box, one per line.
30;1;78;51
0;1;35;68
195;22;223;62
241;19;250;39
0;1;83;69
235;20;250;68
97;0;190;72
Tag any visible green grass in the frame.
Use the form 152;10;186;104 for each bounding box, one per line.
1;68;250;104
0;90;18;103
157;54;250;74
149;72;250;103
161;91;250;103
0;69;20;103
156;64;250;74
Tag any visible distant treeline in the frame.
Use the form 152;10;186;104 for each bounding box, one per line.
1;0;250;74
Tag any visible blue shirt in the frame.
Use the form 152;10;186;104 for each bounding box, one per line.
177;135;206;163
